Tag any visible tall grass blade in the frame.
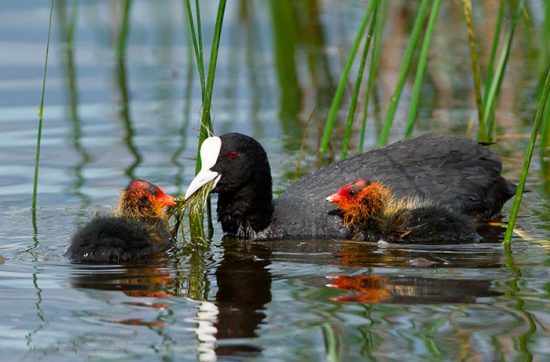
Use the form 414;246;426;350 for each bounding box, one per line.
404;0;441;138
269;1;301;121
117;0;132;56
461;0;485;140
194;0;205;83
200;0;226;238
184;0;206;95
199;0;226;141
182;0;227;241
538;1;550;165
359;0;388;153
538;1;550;96
319;1;376;157
32;0;54;225
539;97;550;167
483;0;505;103
377;0;430;147
341;1;379;159
483;0;523;141
504;66;550;247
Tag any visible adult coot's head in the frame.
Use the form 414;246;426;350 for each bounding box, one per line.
185;133;273;237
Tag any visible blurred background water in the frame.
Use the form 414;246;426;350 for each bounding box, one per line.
0;0;549;360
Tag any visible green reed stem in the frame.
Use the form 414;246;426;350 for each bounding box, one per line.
341;0;379;160
539;97;550;163
483;0;522;141
319;1;375;157
200;0;226;141
461;0;485;140
194;0;205;81
184;0;226;240
359;0;387;153
405;0;441;138
378;0;430;147
538;2;550;156
184;0;206;95
484;0;505;98
504;66;550;247
117;0;132;55
32;0;54;214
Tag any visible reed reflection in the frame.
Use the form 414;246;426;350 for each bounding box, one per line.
113;1;142;179
57;0;92;211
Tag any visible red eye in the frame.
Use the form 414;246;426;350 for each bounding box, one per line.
228;151;239;160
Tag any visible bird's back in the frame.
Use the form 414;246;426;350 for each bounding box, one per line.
267;134;515;239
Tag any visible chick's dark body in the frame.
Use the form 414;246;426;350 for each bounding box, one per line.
67;215;172;263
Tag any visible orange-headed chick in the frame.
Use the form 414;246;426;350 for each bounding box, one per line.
67;180;176;263
327;178;480;244
115;179;176;219
326;179;392;227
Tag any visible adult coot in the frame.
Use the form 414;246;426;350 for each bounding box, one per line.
326;178;479;243
184;133;515;240
67;180;176;263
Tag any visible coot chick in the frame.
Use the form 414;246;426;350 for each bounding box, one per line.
67;180;176;263
326;178;480;243
184;133;515;240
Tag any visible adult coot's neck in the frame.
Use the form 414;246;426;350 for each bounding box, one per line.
217;175;273;238
205;133;274;238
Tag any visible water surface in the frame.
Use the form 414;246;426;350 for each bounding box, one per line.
1;1;549;361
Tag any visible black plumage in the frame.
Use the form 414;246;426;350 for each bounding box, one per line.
188;133;515;240
67;180;174;263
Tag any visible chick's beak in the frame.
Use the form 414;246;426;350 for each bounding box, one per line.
326;192;341;204
163;194;177;207
157;188;176;207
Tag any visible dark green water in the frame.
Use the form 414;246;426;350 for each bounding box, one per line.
1;1;549;361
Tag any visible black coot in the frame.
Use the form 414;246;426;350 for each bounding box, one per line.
67;180;176;263
184;133;515;240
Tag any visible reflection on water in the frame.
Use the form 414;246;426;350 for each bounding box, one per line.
1;208;549;360
60;235;512;359
1;0;549;360
213;238;271;357
327;275;500;303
